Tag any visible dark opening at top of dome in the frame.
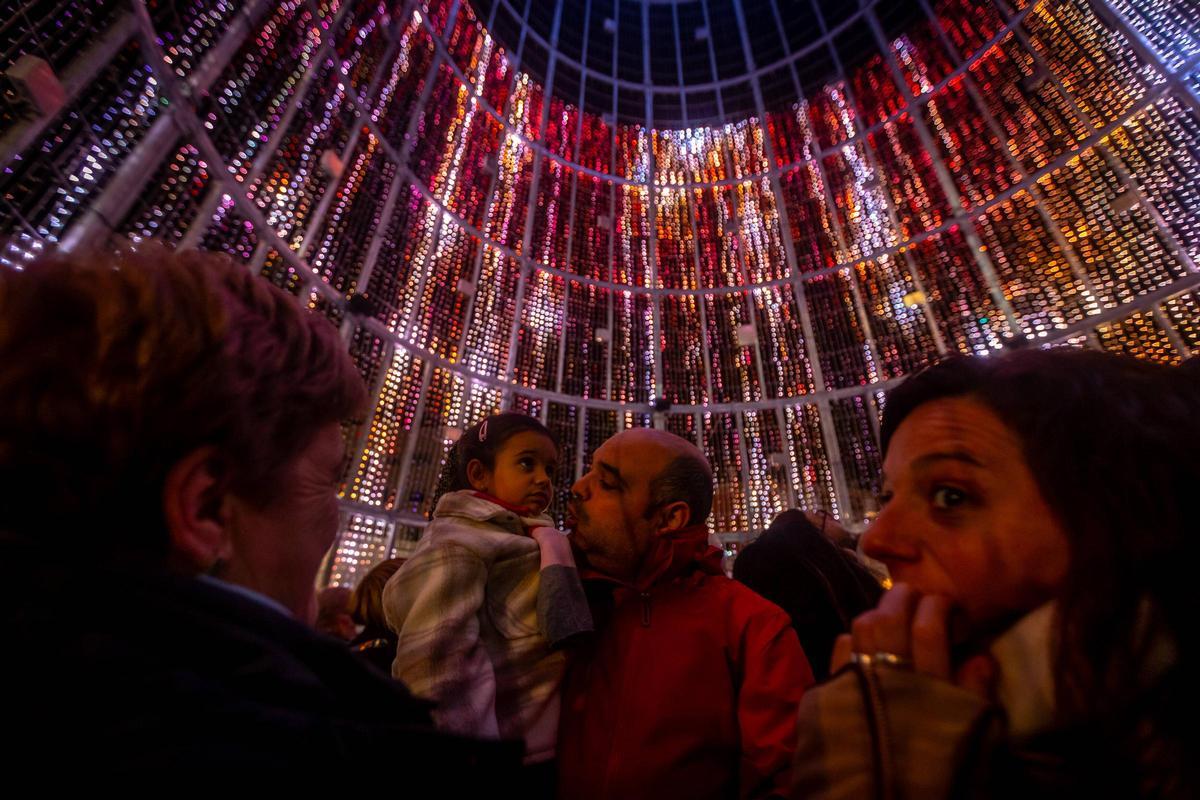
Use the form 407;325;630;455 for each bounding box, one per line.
469;0;930;128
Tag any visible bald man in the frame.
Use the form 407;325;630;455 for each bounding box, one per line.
557;429;814;800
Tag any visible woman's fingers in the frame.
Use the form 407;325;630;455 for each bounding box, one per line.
844;585;960;682
845;586;990;695
910;595;952;679
851;583;920;658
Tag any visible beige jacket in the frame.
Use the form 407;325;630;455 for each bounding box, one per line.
790;603;1185;798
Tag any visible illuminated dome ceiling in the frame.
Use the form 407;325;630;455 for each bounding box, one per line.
1;0;1198;586
468;0;914;126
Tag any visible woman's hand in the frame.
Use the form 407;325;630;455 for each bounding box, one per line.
830;582;997;698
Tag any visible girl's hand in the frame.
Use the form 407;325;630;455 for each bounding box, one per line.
531;526;576;569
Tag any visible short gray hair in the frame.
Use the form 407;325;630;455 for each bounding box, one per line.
646;454;713;526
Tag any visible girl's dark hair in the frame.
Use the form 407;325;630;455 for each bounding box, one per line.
429;412;556;517
881;349;1196;727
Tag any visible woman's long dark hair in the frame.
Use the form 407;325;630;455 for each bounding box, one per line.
429;412;556;518
882;349;1196;729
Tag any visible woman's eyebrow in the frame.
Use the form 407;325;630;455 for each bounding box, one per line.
911;451;985;471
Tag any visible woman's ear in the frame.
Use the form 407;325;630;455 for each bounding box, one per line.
162;446;233;573
465;458;491;493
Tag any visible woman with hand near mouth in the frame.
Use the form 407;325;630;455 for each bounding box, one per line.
791;350;1198;798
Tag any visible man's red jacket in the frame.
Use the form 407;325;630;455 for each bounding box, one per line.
557;525;814;800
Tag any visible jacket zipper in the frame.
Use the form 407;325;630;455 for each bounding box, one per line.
640;592;651;627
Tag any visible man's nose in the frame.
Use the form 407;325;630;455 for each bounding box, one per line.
569;475;587;501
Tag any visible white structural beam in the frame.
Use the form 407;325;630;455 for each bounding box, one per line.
0;11;138;168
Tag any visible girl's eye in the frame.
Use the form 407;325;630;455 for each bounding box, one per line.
931;486;967;509
877;490;894;506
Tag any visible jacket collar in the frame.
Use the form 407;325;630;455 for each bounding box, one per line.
583;523;725;592
991;602;1058;739
992;599;1178;740
470;491;538;517
433;489;554;535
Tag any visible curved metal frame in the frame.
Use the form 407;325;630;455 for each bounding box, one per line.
4;0;1195;543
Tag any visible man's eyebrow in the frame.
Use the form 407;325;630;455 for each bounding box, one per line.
598;461;626;488
911;451;985;470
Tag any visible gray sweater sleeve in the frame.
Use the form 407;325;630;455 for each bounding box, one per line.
537;564;594;648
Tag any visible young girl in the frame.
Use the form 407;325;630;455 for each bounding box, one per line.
383;412;592;770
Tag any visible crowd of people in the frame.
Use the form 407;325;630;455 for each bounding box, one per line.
2;245;1195;795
